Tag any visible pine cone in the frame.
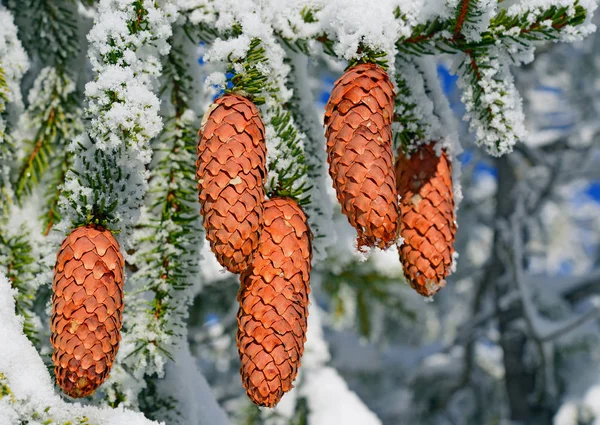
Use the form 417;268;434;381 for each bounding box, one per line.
197;94;267;273
237;197;312;407
324;63;399;250
51;225;124;398
395;143;456;296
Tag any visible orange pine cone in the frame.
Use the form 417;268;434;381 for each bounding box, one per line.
50;225;124;398
197;94;267;273
395;143;456;297
237;197;312;407
324;63;400;250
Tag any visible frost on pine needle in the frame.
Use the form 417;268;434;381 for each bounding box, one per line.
492;0;597;44
456;49;527;156
448;0;497;43
60;0;176;234
114;30;205;407
288;53;336;261
0;6;42;346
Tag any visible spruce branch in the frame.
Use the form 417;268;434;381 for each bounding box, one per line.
456;49;526;155
393;63;431;153
15;68;82;201
121;32;202;384
0;230;39;345
60;0;174;231
321;259;417;340
6;0;80;68
219;36;312;204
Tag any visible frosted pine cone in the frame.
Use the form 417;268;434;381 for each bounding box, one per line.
51;225;124;398
237;198;312;407
324;63;400;250
395;143;456;297
197;94;267;273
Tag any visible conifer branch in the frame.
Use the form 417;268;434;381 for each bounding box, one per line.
0;8;40;346
15;68;81;201
217;35;312;204
60;0;175;231
6;0;79;68
457;49;526;155
0;231;39;344
123;35;203;379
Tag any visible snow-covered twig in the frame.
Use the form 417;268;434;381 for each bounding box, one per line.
60;0;177;235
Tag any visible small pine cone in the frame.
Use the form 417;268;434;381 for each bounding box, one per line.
395;143;456;297
237;197;312;407
324;63;400;250
197;94;267;273
51;225;124;398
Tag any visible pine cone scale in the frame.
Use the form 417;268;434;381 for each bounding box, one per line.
51;225;124;398
325;63;400;249
197;95;266;273
237;198;312;407
396;144;457;297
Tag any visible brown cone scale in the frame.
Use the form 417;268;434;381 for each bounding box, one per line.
197;94;267;273
51;225;124;398
237;198;312;407
324;63;400;250
395;143;456;297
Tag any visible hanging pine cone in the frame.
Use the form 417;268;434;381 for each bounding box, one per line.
50;225;124;398
237;197;312;407
197;94;267;273
324;63;399;250
395;143;456;297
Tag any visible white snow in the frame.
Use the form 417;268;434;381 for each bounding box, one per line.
300;304;383;425
0;272;162;425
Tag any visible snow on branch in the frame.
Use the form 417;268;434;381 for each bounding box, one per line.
118;29;204;389
0;272;161;425
6;0;80;68
456;48;527;156
194;0;312;204
0;6;41;346
287;53;336;261
15;68;82;204
60;0;177;233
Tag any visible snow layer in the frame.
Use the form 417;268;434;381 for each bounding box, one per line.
299;301;382;425
60;0;177;236
0;272;161;425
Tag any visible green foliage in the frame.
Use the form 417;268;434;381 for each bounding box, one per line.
138;377;180;421
7;0;79;68
290;397;309;425
16;69;81;201
396;1;589;56
226;38;269;104
321;260;417;339
267;104;311;204
393;65;429;154
0;229;39;345
347;45;389;70
0;64;8;113
64;147;123;230
450;0;483;37
488;2;587;44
